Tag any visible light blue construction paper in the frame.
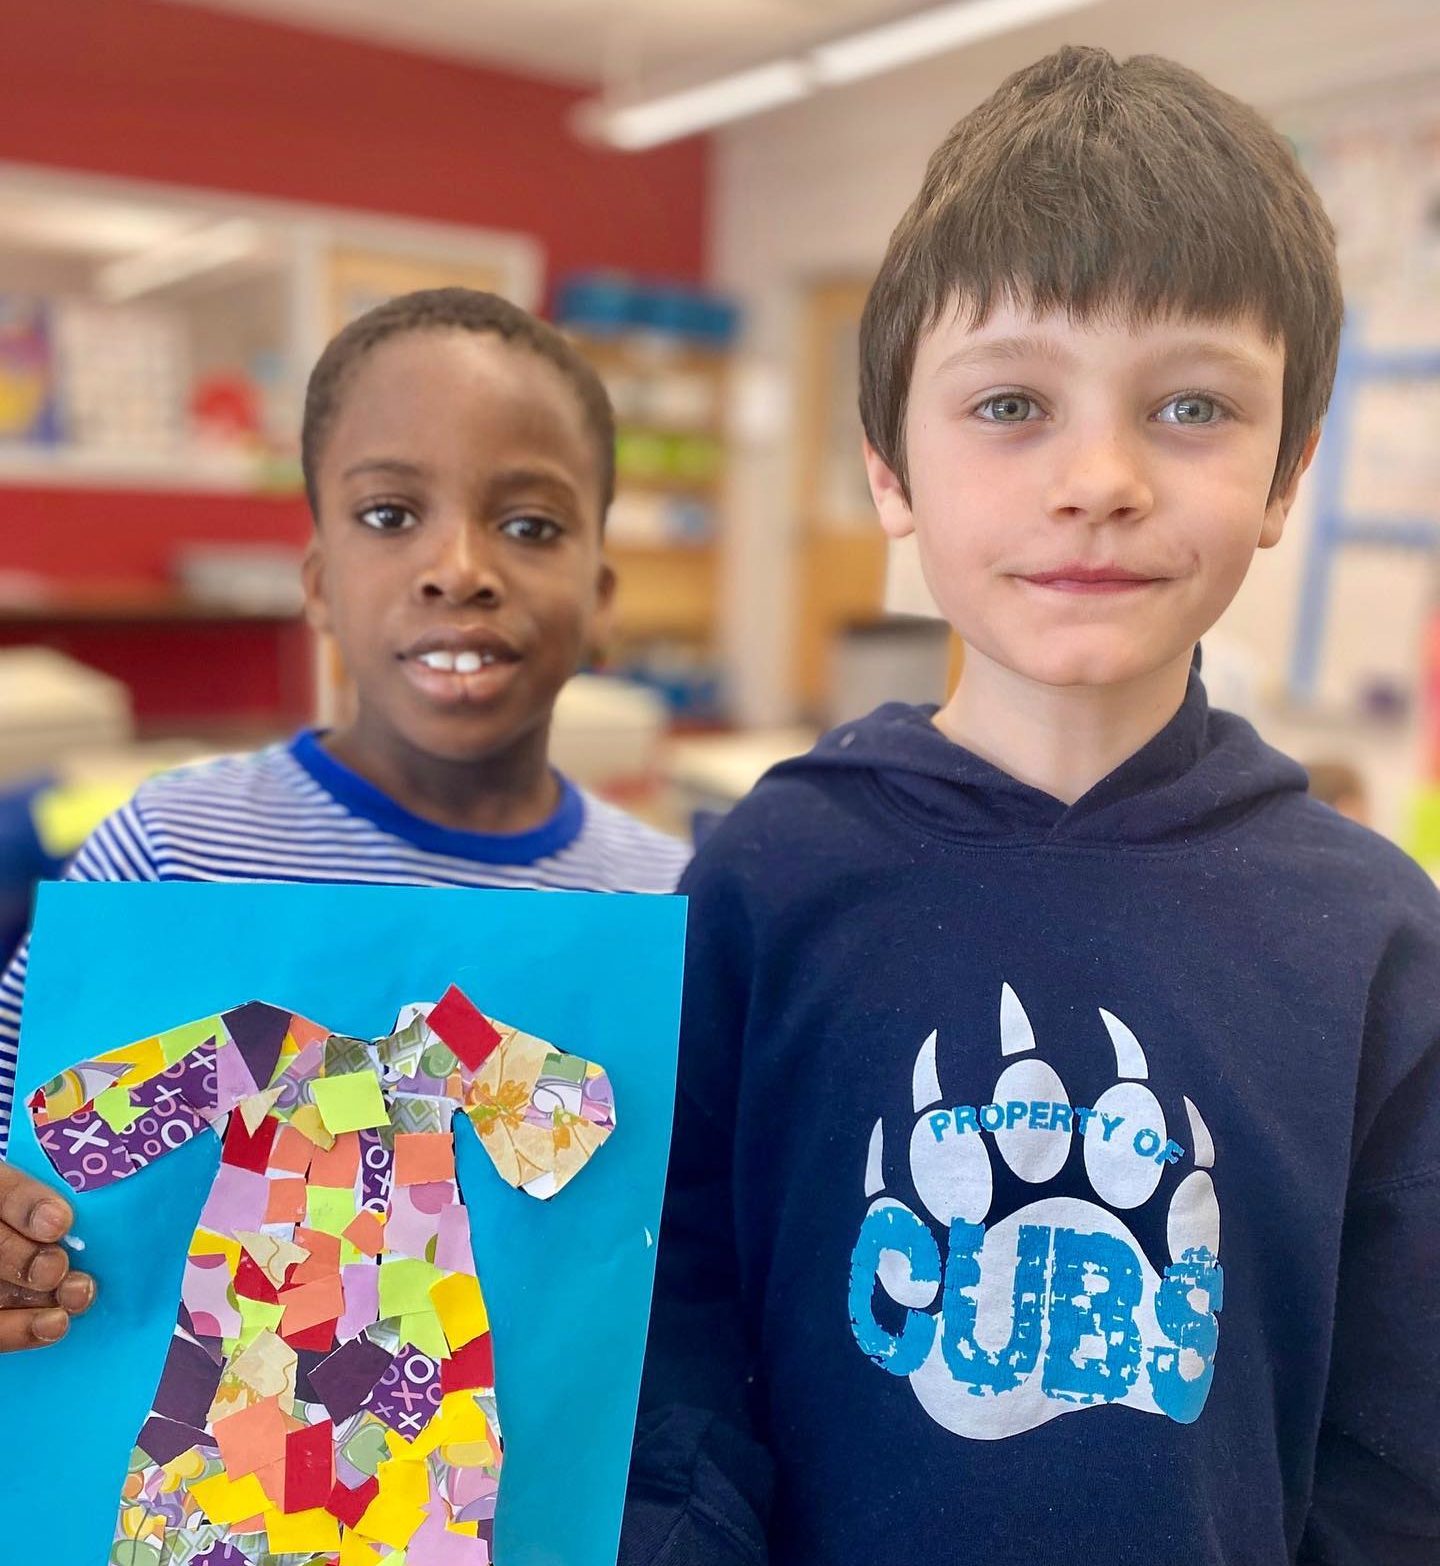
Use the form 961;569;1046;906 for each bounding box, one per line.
2;881;686;1565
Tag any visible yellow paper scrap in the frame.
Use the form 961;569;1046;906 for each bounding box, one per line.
289;1102;336;1150
237;1296;284;1349
312;1070;389;1135
189;1229;243;1270
339;1532;383;1566
93;1084;140;1133
429;1271;488;1350
160;1014;223;1065
412;1391;490;1460
307;1186;359;1238
265;1507;341;1554
190;1471;270;1526
239;1085;285;1134
400;1307;448;1362
355;1493;425;1550
377;1258;443;1319
376;1454;429;1509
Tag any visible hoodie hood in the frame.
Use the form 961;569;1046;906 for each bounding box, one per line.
767;670;1306;848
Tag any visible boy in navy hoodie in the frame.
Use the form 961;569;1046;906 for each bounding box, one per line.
621;46;1439;1566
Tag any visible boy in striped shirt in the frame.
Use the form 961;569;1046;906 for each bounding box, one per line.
0;288;689;1352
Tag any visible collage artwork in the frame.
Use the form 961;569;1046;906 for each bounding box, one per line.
4;881;686;1566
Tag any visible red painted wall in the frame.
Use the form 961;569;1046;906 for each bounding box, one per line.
0;1;710;724
1;0;709;289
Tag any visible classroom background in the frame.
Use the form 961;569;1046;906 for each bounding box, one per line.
1;0;1438;943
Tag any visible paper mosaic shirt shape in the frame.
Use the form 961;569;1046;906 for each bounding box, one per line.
26;984;616;1566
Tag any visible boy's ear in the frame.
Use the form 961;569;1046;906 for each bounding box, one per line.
1261;426;1322;549
586;559;617;667
863;436;916;540
300;535;333;635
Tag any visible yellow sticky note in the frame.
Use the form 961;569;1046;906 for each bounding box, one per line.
265;1507;340;1554
312;1071;389;1135
429;1272;488;1351
355;1493;425;1550
290;1102;336;1150
190;1471;270;1526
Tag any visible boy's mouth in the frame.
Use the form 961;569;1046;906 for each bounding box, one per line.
1020;564;1163;595
399;630;522;701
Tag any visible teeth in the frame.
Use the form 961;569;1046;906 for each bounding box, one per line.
416;649;501;674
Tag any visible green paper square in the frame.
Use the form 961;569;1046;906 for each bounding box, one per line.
307;1187;358;1238
237;1297;283;1349
93;1085;140;1133
378;1258;442;1320
400;1308;449;1362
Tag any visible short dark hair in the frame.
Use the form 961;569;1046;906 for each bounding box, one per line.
860;47;1343;501
301;286;616;517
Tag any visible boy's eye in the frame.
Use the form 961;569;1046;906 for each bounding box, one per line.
501;515;561;543
1158;394;1223;425
976;393;1040;423
357;503;417;531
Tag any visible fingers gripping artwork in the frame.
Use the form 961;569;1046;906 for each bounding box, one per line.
26;984;616;1566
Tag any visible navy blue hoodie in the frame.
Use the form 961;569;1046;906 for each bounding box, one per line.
621;674;1440;1566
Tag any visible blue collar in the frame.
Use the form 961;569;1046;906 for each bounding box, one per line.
288;729;585;866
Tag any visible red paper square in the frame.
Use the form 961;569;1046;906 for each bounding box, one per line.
440;1331;495;1394
327;1475;378;1529
221;1113;277;1173
234;1252;280;1304
427;986;502;1072
283;1419;334;1514
282;1316;337;1353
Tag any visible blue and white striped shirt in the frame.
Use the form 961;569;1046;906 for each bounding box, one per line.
0;730;690;1148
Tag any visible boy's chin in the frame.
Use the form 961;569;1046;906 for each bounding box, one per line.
983;634;1195;694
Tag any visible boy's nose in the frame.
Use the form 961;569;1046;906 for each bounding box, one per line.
1045;432;1153;524
416;521;504;607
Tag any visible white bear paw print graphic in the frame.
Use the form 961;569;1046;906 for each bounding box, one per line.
848;985;1223;1441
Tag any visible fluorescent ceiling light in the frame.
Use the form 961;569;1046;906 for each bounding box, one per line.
582;60;810;150
96;218;264;302
811;0;1102;86
580;0;1107;148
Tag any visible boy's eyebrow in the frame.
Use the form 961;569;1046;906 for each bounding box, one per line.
932;334;1275;383
340;457;429;482
485;466;582;504
932;335;1073;376
1135;339;1275;383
